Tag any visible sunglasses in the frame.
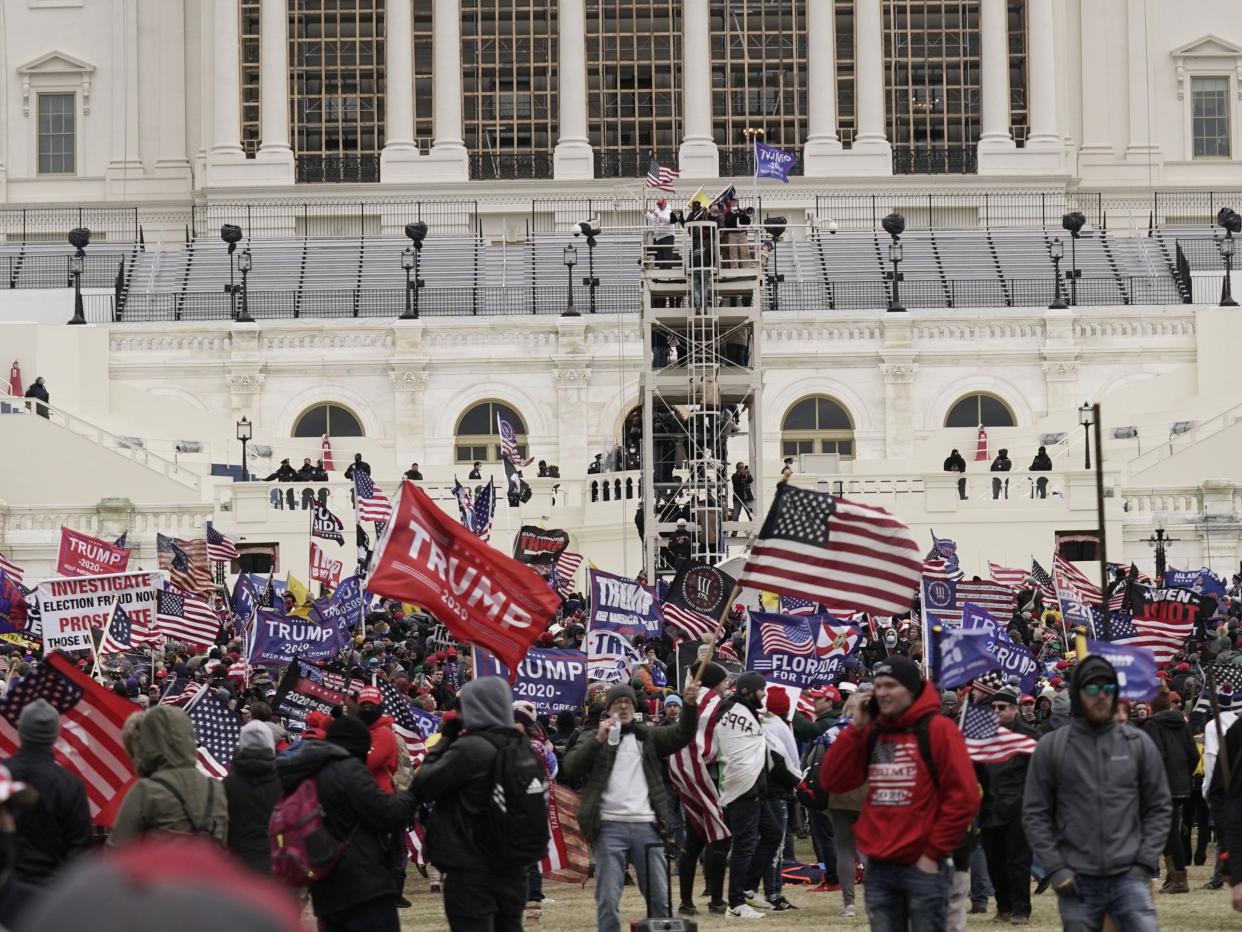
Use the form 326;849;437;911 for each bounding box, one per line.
990;703;1013;712
1081;682;1118;697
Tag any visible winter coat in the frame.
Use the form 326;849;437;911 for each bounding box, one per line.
819;684;980;865
111;705;229;845
2;746;92;884
562;706;698;843
276;741;417;918
222;747;281;874
24;384;48;404
365;715;399;793
1142;710;1199;798
792;708;841;743
979;718;1040;827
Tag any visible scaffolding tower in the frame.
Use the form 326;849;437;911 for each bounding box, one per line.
640;219;765;580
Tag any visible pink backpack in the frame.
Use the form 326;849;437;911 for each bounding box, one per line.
268;778;349;886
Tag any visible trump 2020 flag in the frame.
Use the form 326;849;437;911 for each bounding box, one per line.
754;141;796;183
1085;639;1159;701
929;625;999;689
366;483;562;680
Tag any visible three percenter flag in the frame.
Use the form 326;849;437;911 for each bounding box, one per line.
739;484;921;618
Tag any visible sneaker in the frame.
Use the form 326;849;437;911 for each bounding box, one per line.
708;901;728;916
538;897;556;905
840;904;857;918
1202;878;1225;890
678;903;698;917
767;896;797;911
970;903;990;914
727;904;767;919
810;879;841;892
396;896;413;909
993;913;1011;923
743;891;772;910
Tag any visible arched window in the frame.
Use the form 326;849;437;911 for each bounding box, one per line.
780;396;855;459
292;403;364;438
944;393;1016;428
455;400;527;463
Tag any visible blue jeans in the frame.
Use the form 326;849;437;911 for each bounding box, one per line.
865;859;951;932
1056;874;1158;932
969;843;993;907
594;821;668;932
808;807;839;883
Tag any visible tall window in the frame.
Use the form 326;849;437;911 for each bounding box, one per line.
944;393;1015;428
781;396;855;459
293;403;365;437
37;93;75;175
289;0;386;183
586;0;682;178
1192;76;1231;158
710;1;807;178
455;401;527;463
462;1;558;179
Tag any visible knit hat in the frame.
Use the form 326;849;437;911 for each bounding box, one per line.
872;656;924;698
663;694;683;709
512;700;538;729
690;661;728;690
19;699;60;747
604;684;638;710
765;689;791;719
735;671;766;696
238;719;276;754
992;687;1020;706
326;714;372;761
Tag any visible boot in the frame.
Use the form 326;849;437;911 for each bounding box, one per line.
1162;870;1190;894
1159;857;1173;892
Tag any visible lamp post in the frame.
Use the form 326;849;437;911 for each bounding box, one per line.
562;245;579;316
221;224;244;319
1049;238;1067;309
400;247;419;320
1078;401;1093;470
66;226;90;325
1145;526;1177;581
401;222;427;319
1216;228;1238;307
236;416;252;481
1061;212;1085;306
887;240;905;312
575;221;600;313
236;249;254;323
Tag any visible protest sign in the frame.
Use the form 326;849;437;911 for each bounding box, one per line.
589;569;661;639
1086;640;1159;701
674;641;742;690
56;528;131;578
745;612;860;689
473;646;588;715
248;608;351;666
512;526;570;565
309;575;364;635
962;603;1040;692
36;571;158;653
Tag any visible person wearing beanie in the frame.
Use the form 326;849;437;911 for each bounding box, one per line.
662;694;683;723
818;650;979;930
562;675;700;932
1139;682;1198;894
411;677;532;931
276;712;418;931
1023;655;1171;929
223;721;281;875
2;699;92;885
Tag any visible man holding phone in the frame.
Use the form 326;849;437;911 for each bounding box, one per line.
818;656;979;931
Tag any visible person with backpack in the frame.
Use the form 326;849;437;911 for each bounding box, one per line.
1141;681;1199;894
222;720;281;874
562;680;700;932
411;677;548;932
111;705;229;846
355;685;412;909
1022;655;1171;931
274;713;419;932
818;656;980;931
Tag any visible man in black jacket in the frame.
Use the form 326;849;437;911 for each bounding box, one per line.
222;720;281;875
991;449;1012;500
944;448;968;499
1;699;91;885
24;377;49;419
979;688;1039;924
264;459;298;482
344;453;371;479
411;677;528;932
277;714;418;932
1028;446;1053;499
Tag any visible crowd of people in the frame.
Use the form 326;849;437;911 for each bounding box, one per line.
2;562;1242;932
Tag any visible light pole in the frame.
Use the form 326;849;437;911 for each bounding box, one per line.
236;416;252;481
236;248;254;323
1078;401;1093;470
882;212;905;312
403;221;427;319
1145;526;1177;581
67;226;90;325
221;223;244;319
1062;211;1085;306
575;221;600;313
1214;212;1240;308
400;247;418;319
1049;238;1067;309
562;245;579;316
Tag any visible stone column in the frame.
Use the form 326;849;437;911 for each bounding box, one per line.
977;0;1014;152
553;0;593;179
1077;0;1115;161
555;316;591;476
803;0;843;175
427;0;468;180
154;0;191;179
257;0;294;175
1124;0;1161;161
677;0;718;177
390;368;430;467
846;0;892;174
108;0;143;179
381;0;422;181
1024;0;1060;150
210;0;245;163
879;360;919;459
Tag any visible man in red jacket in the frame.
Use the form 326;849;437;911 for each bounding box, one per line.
819;656;979;931
357;686;399;793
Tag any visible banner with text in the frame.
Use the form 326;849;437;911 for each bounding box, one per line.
589;569;662;639
56;528;131;578
745;612;861;689
586;626;644;684
961;602;1040;693
248;608;352;666
472;646;588;715
512;526;570;566
36;571;159;653
273;659;355;726
1085;639;1159;701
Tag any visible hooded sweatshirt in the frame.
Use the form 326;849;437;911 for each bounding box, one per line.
819;681;980;864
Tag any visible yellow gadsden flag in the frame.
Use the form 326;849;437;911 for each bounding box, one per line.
687;187;709;210
285;572;312;617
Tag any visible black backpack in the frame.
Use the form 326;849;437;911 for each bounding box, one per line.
476;732;550;869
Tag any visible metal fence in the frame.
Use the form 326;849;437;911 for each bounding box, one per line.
3;252;130;290
469;152;554;180
1152;192;1242;227
294;156;380;184
191;199;480;239
814;191;1104;231
1174;236;1230;271
0;207;139;243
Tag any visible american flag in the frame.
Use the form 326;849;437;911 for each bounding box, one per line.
645;156;679;193
497;414;533;468
377;680;427;764
353;472;392;524
961;703;1038;764
740;486;921;618
311;501;346;545
1098;607;1192;665
957;580;1017;621
0;654;136;819
541;784;592;883
97;603;159;654
553;551;584;596
206;522;239;563
989;562;1031;592
779;594;819;615
156;587;221;648
667;688;730;843
156;534;213;594
1053;554;1102;602
660;601;716;641
1030;559;1057;603
927;532;964;580
755;612;816;656
185;686;243;778
0;553;23;585
159;676;204;707
471;478;497;542
309;542;343;588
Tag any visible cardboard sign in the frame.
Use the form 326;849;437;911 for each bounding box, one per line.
36;571;159;653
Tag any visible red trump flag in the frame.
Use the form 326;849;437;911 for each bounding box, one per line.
367;482;561;678
56;527;132;578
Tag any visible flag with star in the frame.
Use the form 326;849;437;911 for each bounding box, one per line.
206;522;239;563
740;485;921;617
185;685;244;777
961;702;1037;764
311;501;346;545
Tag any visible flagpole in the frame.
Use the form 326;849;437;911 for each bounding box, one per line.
90;596;119;682
685;581;743;690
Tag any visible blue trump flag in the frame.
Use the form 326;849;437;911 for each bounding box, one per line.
248;608;351;666
961;602;1040;693
1085;639;1159;701
473;646;588;715
754;141;797;182
589;569;662;638
408;705;442;740
929;623;1000;689
309;575;365;635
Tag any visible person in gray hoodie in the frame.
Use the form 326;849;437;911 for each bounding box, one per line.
1022;655;1171;931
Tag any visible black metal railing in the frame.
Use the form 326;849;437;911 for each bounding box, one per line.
191;199;480;239
593;151;679;180
1174;243;1193;302
814;190;1105;231
1153;191;1242;227
891;145;978;175
469;152;554;180
294;155;381;184
2;252;132;290
0;207;139;243
1174;237;1231;271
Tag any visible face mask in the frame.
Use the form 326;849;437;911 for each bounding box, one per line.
357;708;382;726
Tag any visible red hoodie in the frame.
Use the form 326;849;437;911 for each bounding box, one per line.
366;714;399;793
819;683;979;864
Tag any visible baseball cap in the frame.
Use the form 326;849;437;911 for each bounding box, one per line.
357;685;383;705
806;685;841;703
